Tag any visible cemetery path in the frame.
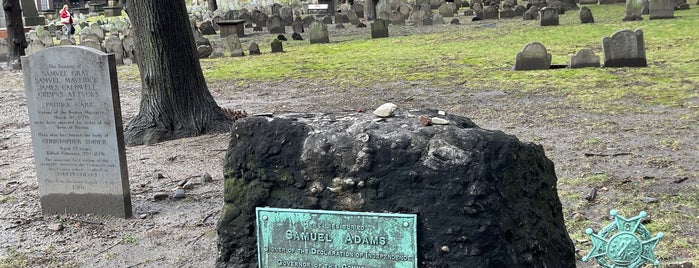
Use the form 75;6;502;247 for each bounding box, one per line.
1;63;698;266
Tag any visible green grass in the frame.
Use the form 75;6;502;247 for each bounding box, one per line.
145;4;698;116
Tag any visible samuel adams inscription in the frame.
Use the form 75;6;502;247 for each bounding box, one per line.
22;46;131;218
256;208;417;268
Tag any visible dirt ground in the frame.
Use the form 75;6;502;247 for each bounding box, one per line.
1;22;698;267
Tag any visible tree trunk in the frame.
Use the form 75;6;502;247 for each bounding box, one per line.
207;0;217;11
3;0;27;70
124;0;232;146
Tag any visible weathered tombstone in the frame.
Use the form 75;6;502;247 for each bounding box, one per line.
376;0;392;20
81;39;105;52
623;0;644;20
59;38;76;46
271;38;283;53
540;7;559;26
523;6;539;20
89;24;106;42
353;3;365;18
347;9;361;25
215;111;577;267
122;36;135;62
549;0;566;14
21;46;131;218
249;42;261;55
223;35;244;57
579;6;594;23
513;42;552;70
280;6;294;26
513;5;527;15
602;28;647;67
199;21;217;35
104;35;124;65
432;13;445;24
569;48;601;68
649;0;674;19
480;5;497;19
309;21;330;44
391;10;407;25
371;19;389;38
438;3;455;16
25;40;46;56
0;39;8;62
268;15;286;34
321;15;333;25
335;13;351;23
500;8;515;18
292;32;303;40
292;18;305;33
197;45;213;58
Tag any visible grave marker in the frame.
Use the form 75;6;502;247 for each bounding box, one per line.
21;46;132;218
602;28;647;67
513;42;552;70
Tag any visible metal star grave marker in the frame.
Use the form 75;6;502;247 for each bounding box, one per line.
582;210;663;268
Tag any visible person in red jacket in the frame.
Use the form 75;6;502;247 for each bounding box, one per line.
59;5;73;37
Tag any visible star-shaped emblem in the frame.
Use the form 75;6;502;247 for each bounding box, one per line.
582;210;663;268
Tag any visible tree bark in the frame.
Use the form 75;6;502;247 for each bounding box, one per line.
207;0;217;11
3;0;27;70
124;0;232;146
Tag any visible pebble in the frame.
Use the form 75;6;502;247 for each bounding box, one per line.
431;117;449;125
172;188;186;199
640;197;657;203
48;223;64;232
153;192;169;201
372;103;397;118
440;245;450;253
139;214;148;219
202;172;213;183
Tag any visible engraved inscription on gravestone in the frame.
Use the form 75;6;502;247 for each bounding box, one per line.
257;208;418;268
21;46;132;218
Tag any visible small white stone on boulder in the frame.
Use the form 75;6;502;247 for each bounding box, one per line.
373;103;398;118
431;117;450;125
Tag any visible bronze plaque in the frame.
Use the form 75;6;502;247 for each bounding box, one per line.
256;208;417;268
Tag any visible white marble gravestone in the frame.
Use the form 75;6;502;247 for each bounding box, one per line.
21;46;132;218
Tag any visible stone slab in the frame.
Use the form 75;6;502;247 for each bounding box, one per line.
21;46;132;218
256;208;418;268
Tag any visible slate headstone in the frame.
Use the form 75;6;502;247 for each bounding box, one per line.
579;6;594;23
569;48;601;68
223;35;244;57
523;6;539;20
271;38;283;53
623;0;644;20
482;5;499;19
21;46;131;218
249;42;261;55
602;28;647;67
200;21;217;35
513;42;552;70
371;19;389;38
104;35;124;65
540;7;559;25
309;21;330;44
649;0;674;19
268;15;286;34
